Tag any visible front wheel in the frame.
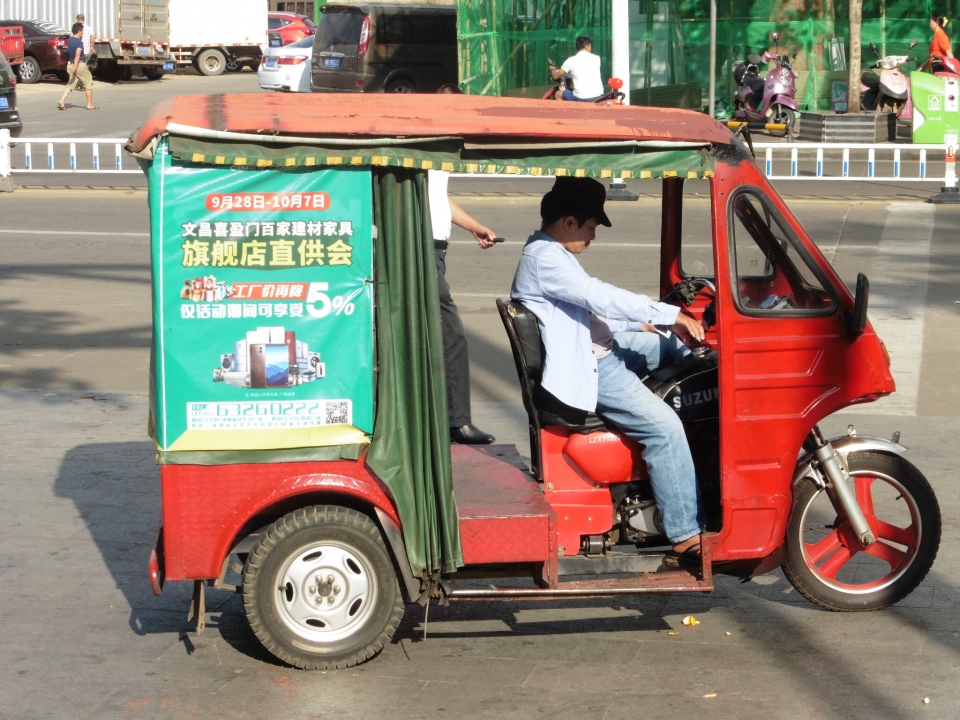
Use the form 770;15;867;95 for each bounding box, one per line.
768;105;795;138
783;452;940;611
242;505;404;670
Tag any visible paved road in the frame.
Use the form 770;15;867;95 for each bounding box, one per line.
2;186;960;718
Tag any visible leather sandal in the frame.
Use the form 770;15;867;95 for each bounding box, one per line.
662;543;702;570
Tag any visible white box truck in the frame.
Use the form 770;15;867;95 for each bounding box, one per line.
167;0;266;76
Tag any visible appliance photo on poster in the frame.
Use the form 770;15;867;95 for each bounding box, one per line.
213;326;325;389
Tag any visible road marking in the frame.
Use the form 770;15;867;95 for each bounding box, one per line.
0;229;148;237
848;203;935;416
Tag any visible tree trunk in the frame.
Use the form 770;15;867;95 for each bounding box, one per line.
847;0;862;113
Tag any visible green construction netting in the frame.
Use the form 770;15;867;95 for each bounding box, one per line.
457;0;960;111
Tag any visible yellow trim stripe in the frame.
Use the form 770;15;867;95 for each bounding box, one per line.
305;157;316;166
350;156;363;165
555;168;567;176
441;161;454;172
639;170;652;179
403;157;415;168
328;157;343;165
285;157;297;167
663;170;677;178
234;157;247;166
256;158;272;167
421;160;434;170
600;169;612;178
191;153;205;162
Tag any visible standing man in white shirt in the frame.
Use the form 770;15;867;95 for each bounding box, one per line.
76;14;95;58
428;169;499;445
549;35;605;102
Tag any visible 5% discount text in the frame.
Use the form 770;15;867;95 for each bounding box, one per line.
304;282;362;319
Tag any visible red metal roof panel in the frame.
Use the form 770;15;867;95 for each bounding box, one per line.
128;93;733;153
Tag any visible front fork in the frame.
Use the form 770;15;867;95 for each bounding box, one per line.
804;426;877;546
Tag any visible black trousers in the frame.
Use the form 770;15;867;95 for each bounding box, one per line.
435;247;471;427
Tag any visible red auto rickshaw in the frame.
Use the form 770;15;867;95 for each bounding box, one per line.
128;93;940;671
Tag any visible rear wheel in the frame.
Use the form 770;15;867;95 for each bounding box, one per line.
225;56;243;73
142;67;164;81
16;56;41;84
385;77;416;94
242;505;404;670
195;49;226;77
782;452;940;611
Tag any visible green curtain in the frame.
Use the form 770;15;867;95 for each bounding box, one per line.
367;168;463;577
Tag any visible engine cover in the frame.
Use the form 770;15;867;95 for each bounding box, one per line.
645;348;719;423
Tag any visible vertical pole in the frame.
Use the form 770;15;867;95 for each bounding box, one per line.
843;147;850;177
791;147;798;177
612;0;631;106
70;142;76;171
817;147;824;177
0;129;10;178
848;0;862;113
608;0;637;201
893;147;900;178
868;147;875;177
919;148;926;179
25;142;32;170
765;147;773;176
709;0;717;117
115;144;122;171
47;142;54;170
944;145;958;189
93;143;100;171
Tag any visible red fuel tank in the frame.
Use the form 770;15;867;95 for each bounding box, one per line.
563;430;646;484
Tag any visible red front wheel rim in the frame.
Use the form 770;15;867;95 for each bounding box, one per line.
799;470;922;594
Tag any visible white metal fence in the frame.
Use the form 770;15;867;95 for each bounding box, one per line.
753;142;949;182
0;131;955;192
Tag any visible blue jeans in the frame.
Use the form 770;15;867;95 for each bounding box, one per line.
561;89;601;102
596;331;705;544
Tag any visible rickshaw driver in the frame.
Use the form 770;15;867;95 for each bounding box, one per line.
511;177;707;565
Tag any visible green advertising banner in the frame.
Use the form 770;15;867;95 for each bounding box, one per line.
149;142;374;452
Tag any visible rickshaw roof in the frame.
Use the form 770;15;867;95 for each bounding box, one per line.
128;93;733;152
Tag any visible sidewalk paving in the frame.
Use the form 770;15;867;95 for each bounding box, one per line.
1;387;959;719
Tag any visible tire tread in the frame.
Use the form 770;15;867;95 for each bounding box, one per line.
242;505;404;670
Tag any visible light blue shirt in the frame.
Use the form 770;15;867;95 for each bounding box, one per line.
510;230;680;411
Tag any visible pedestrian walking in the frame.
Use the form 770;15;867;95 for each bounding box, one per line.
428;169;498;444
57;23;98;111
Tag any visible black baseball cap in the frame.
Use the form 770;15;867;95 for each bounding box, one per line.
540;176;612;227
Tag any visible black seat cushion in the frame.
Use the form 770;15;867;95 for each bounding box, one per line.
502;300;607;433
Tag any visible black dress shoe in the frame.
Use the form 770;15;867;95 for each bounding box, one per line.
450;424;495;444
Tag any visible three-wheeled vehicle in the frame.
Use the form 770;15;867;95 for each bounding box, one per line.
128;93;940;671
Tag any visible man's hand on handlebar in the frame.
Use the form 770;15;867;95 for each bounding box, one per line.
672;313;707;345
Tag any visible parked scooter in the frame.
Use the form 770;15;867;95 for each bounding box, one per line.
732;32;799;138
929;54;960;78
543;58;626;104
860;40;919;114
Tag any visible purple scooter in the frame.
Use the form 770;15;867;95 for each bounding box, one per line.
733;32;799;138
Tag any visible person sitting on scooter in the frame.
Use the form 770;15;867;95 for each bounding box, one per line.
924;12;954;70
511;177;707;567
549;35;605;102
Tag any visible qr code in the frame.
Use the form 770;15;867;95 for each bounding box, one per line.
325;401;349;425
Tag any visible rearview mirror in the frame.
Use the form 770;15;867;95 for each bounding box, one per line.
748;53;763;64
608;77;623;90
909;38;919;49
772;32;780;43
792;49;799;59
870;42;878;56
846;273;869;337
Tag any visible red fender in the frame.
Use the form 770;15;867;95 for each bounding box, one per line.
160;459;400;580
